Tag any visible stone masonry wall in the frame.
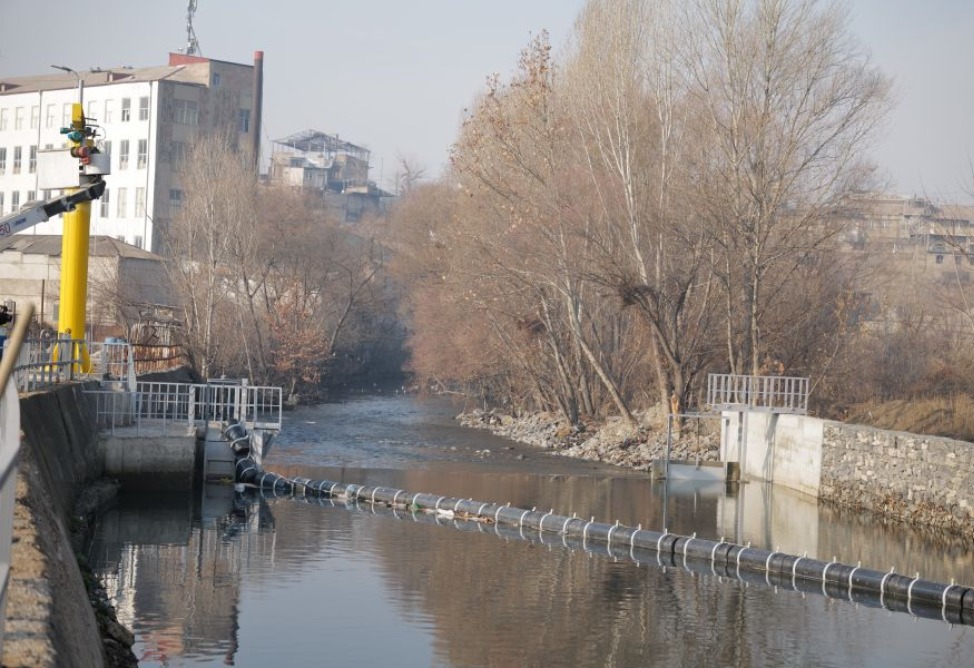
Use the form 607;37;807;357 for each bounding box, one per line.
820;422;974;539
4;382;106;667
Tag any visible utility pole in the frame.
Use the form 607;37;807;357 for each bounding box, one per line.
50;66;103;371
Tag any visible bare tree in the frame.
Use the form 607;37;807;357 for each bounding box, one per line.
564;0;719;415
451;34;639;425
684;0;892;375
395;154;427;195
163;134;258;378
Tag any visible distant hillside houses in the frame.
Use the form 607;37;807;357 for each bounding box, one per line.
842;193;974;260
269;129;394;222
836;193;974;328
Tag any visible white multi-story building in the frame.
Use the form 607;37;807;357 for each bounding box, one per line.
0;51;264;253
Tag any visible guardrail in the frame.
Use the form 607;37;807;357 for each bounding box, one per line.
0;368;19;661
707;373;809;415
90;340;136;386
10;334;84;393
0;304;32;661
86;381;283;435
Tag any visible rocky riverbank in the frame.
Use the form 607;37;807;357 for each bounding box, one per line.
457;408;721;471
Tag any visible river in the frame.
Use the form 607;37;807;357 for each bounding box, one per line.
87;394;974;666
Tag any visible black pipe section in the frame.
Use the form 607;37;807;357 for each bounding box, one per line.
234;465;974;625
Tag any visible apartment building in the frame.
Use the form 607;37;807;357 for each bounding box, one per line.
0;51;263;253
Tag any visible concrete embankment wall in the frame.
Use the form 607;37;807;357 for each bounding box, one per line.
5;382;106;667
725;411;974;538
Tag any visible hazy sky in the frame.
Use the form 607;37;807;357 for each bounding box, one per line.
1;0;971;200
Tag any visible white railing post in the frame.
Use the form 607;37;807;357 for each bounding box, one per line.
0;364;21;661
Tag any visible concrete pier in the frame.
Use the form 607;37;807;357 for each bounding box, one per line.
100;424;198;492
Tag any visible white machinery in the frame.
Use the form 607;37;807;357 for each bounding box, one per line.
0;181;107;240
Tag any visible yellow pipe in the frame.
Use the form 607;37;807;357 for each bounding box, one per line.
57;102;92;372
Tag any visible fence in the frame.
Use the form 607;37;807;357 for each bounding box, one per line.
130;343;187;375
707;373;809;415
0;349;20;662
7;337;185;394
86;381;283;435
10;334;84;393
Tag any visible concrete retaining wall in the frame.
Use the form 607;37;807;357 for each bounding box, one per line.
722;411;823;496
5;382;106;667
729;411;974;538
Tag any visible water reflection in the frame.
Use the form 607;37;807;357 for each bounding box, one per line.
89;467;974;667
86;395;974;666
89;486;276;664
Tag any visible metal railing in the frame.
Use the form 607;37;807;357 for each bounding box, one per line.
0;375;19;662
707;373;809;415
0;305;32;662
10;334;84;393
87;381;283;435
90;340;136;387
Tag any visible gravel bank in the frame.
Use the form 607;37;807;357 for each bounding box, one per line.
457;408;721;471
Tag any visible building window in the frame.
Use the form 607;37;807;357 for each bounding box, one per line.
119;140;129;169
14;107;24;130
104;100;114;123
139;96;150;121
134;235;143;249
12;146;21;174
0;109;7;131
28;145;36;173
171;141;186;164
11;191;19;210
100;188;110;217
45;104;56;128
137;139;147;169
121;98;131;122
238;109;250;133
0;192;4;215
172;99;198;125
135;187;146;216
102;140;112;168
26;190;35;203
212;72;221;87
117;187;127;218
42;189;51;201
30;105;39;129
62;103;72;127
87;100;97;121
169;188;183;217
0;148;6;174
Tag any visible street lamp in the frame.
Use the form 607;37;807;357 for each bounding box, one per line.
51;65;83;103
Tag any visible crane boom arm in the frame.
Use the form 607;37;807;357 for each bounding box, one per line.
0;180;106;240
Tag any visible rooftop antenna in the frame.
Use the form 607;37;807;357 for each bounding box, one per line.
186;0;200;55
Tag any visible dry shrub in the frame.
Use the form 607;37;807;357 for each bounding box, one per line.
845;394;974;442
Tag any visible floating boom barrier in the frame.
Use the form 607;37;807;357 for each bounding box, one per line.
235;458;974;627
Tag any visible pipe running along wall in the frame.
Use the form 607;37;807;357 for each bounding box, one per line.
235;459;974;627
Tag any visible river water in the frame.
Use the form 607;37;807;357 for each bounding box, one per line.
88;394;974;667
